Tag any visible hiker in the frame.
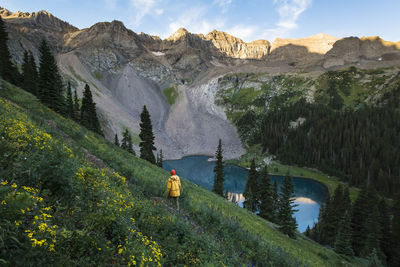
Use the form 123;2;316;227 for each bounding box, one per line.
166;169;181;211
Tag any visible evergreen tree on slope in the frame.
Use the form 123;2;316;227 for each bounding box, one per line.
114;133;120;147
334;210;354;256
243;159;259;212
277;175;298;238
0;16;19;84
66;82;74;119
259;165;274;221
80;84;102;135
139;105;156;163
213;139;224;196
22;50;37;95
38;39;64;113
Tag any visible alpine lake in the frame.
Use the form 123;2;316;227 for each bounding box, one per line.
163;155;328;232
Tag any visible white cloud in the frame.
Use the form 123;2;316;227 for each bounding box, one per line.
164;6;226;38
264;0;312;40
155;8;164;15
129;0;156;26
213;0;233;13
225;24;258;42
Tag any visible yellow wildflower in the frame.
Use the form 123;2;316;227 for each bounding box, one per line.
11;183;17;188
0;181;8;186
118;248;123;254
1;200;6;205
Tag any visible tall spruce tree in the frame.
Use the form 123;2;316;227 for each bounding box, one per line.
127;134;135;155
277;175;298;238
114;133;120;147
272;180;279;223
139;105;156;163
378;198;391;262
121;129;129;150
351;186;369;256
0;16;19;84
80;84;102;135
212;139;224;196
66;82;74;119
22;50;37;95
38;39;64;113
259;165;274;221
243;159;259;211
391;194;400;266
73;89;80;121
334;211;354;256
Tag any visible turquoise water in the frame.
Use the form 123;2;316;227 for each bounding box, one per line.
163;155;328;232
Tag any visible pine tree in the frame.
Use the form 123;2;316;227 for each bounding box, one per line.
0;16;19;84
22;50;37;95
139;105;156;164
73;89;80;121
305;225;311;237
243;159;259;211
66;82;74;119
391;194;400;266
334;211;354;256
38;39;64;113
362;191;382;258
378;198;391;262
259;165;274;221
277;175;298;238
351;186;369;256
80;84;102;135
114;133;120;147
272;179;279;223
121;129;129;150
29;53;38;89
367;249;384;267
213;139;224;196
127;133;135;155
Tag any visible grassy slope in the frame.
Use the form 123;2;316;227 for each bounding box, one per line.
0;80;364;266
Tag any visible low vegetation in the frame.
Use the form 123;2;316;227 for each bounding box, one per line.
163;86;178;105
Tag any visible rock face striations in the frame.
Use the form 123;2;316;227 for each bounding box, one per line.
204;30;270;59
2;6;400;159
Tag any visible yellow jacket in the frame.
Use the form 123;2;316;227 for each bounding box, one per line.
167;175;181;197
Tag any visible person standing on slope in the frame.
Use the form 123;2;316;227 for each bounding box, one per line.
166;169;181;211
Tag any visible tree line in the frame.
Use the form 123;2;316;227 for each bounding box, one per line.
306;184;400;266
261;98;400;197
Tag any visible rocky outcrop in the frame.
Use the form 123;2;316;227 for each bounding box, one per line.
270;33;338;63
323;36;400;68
204;30;270;59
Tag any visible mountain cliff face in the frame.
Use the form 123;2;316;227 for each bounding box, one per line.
204;30;270;59
2;6;400;159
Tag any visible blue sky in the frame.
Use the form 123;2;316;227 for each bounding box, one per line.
2;0;400;42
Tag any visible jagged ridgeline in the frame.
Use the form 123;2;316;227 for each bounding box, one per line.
2;6;400;160
216;68;400;197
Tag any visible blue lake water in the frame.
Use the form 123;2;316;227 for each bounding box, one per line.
163;155;328;232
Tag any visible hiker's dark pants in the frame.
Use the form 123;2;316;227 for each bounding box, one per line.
170;196;179;211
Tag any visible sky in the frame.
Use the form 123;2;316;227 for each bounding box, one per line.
2;0;400;42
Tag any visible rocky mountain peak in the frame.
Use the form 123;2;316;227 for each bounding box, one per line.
204;30;270;59
1;7;77;33
166;28;190;42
